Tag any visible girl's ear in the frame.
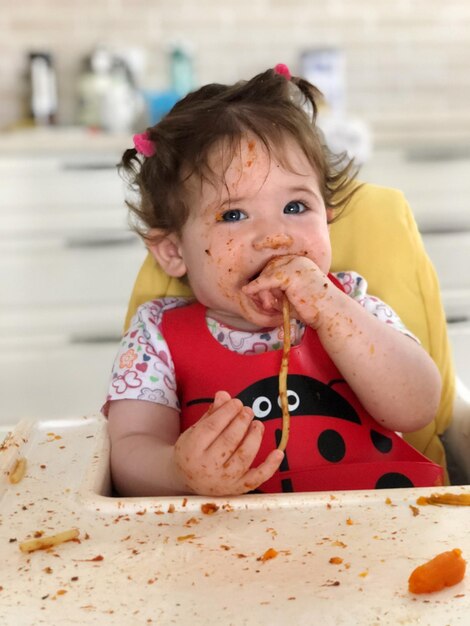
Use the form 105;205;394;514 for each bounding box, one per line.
326;207;335;225
147;230;187;278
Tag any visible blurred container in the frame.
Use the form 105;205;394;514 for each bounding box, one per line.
138;42;195;127
77;48;143;132
317;113;372;165
27;51;58;125
300;48;346;114
300;48;371;165
143;90;180;125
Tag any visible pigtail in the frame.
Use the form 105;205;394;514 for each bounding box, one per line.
119;147;140;182
290;76;321;123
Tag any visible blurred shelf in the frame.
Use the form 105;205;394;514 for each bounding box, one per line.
0;126;131;157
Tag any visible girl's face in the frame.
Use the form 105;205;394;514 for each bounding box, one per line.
175;134;332;330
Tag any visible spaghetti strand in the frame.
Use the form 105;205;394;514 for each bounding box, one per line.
277;296;291;451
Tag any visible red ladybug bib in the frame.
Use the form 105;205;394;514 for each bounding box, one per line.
162;291;443;493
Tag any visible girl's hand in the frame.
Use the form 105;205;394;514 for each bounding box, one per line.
243;255;339;329
173;390;284;496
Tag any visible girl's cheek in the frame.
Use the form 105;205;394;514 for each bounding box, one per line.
217;276;235;301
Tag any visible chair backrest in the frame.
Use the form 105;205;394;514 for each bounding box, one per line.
125;183;455;471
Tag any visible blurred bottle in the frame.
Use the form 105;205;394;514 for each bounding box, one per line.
170;43;194;97
27;52;58;125
77;48;112;129
300;48;371;165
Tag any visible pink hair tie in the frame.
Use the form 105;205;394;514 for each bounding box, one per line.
274;63;291;80
133;132;156;157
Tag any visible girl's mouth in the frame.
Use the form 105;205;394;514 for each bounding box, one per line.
248;269;262;283
246;256;278;284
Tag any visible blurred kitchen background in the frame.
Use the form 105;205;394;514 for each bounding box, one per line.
1;0;470;428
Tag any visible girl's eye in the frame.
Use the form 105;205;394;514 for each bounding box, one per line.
218;209;247;222
284;201;307;214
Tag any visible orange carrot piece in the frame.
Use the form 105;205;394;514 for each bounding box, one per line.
408;549;466;594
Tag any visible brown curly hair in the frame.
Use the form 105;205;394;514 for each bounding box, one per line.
120;68;359;241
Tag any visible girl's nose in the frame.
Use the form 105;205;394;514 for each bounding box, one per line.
253;233;294;251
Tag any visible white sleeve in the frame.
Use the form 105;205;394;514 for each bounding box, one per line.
332;271;419;342
102;297;190;414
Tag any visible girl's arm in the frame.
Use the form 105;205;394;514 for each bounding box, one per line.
107;394;283;497
108;399;187;496
314;288;442;432
243;256;442;433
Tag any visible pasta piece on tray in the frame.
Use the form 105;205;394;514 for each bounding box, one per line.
19;529;80;553
417;492;470;506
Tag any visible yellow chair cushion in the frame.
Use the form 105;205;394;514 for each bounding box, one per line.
329;184;454;471
125;183;454;471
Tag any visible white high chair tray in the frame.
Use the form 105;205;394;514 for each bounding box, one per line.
1;415;469;625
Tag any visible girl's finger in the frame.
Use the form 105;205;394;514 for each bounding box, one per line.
243;275;281;294
237;448;284;492
205;390;232;416
220;418;267;474
208;406;255;460
194;397;244;449
258;289;278;311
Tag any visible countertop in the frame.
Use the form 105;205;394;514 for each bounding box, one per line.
0;127;131;157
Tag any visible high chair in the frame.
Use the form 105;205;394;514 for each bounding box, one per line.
125;182;470;484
